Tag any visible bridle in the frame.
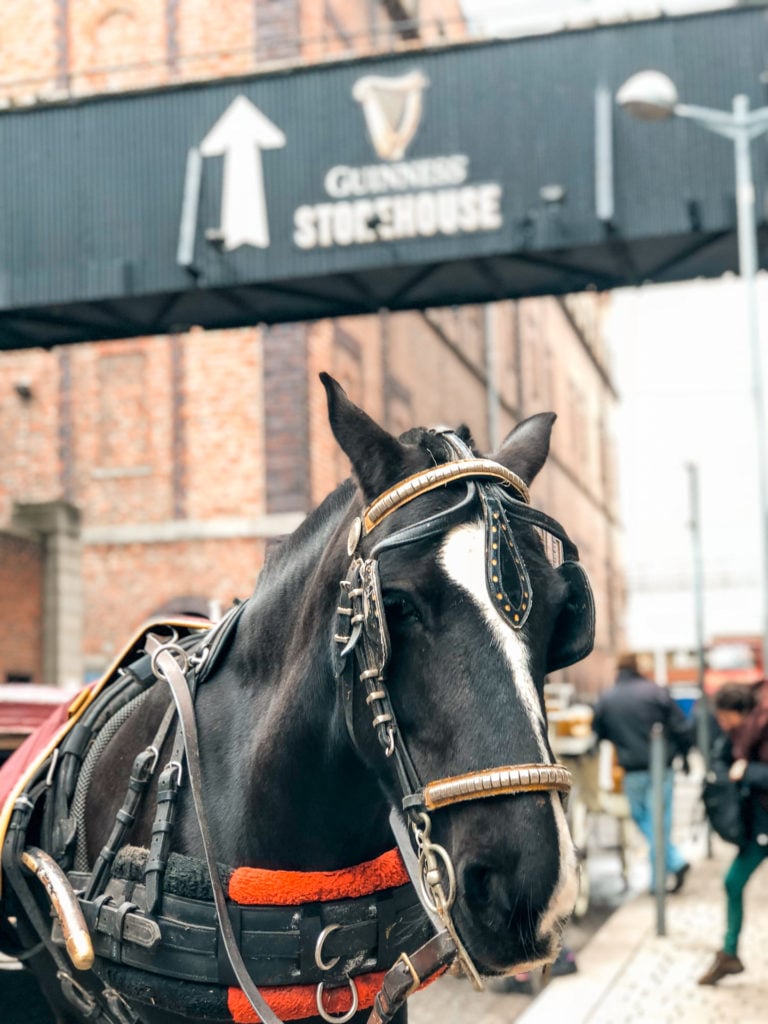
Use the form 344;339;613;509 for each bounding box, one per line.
333;435;591;1018
0;440;593;1024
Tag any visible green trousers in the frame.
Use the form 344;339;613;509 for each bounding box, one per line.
723;839;768;956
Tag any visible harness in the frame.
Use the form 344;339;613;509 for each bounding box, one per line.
0;442;594;1024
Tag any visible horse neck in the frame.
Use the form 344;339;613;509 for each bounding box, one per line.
194;488;393;871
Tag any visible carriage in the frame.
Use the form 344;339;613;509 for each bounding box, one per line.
0;376;594;1024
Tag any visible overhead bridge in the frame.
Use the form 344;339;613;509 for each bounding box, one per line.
2;6;768;349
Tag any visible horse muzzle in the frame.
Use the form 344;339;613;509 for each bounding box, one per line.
430;784;578;976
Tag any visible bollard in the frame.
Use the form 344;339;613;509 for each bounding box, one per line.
651;722;666;936
696;695;714;858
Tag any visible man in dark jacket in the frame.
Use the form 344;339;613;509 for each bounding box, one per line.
592;652;692;894
698;682;768;985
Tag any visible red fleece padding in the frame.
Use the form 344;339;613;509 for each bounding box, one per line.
227;969;445;1023
228;848;408;905
228;970;386;1023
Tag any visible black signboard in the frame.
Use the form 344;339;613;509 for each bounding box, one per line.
1;6;768;347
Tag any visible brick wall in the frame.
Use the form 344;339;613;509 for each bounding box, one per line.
0;533;43;684
264;323;310;513
182;328;264;520
0;350;62;524
81;536;266;675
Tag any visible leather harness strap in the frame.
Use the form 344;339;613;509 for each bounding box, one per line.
366;932;457;1024
145;634;285;1024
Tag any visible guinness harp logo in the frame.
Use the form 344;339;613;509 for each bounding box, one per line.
352;71;429;162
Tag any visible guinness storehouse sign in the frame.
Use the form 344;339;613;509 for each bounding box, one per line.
3;6;768;347
292;71;502;250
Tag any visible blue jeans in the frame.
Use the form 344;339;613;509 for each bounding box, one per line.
622;768;687;888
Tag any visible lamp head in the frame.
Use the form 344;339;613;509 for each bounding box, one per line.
616;70;679;121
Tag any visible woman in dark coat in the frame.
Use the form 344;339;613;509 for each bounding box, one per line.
698;682;768;985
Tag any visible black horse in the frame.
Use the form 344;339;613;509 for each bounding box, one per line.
0;374;594;1024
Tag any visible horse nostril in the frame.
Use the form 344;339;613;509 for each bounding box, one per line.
462;856;520;914
463;863;493;909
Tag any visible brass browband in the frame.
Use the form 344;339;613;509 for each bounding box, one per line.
362;459;530;535
422;764;572;812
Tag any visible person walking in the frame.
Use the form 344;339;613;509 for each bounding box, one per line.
698;682;768;985
592;652;692;894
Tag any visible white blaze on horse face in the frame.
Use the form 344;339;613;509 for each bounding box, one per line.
439;522;548;759
538;800;579;941
439;522;579;932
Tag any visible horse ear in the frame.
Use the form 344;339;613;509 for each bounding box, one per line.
492;412;556;485
320;373;408;498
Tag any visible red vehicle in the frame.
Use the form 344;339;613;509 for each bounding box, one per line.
704;635;764;696
0;684;76;766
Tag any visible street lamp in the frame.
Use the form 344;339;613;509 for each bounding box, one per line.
618;69;768;690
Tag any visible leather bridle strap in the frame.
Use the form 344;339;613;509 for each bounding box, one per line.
360;458;530;536
144;634;285;1024
336;448;577;1019
423;763;572;812
366;930;457;1024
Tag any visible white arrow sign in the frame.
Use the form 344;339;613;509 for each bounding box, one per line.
200;95;286;251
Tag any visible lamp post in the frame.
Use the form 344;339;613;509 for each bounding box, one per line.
617;70;768;686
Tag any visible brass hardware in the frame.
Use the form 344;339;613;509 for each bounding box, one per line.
423;764;572;811
22;847;94;970
347;517;362;555
362;459;530;535
395;951;422;996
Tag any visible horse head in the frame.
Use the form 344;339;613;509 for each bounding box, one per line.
322;374;594;979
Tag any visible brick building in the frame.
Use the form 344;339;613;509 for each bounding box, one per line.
0;1;623;696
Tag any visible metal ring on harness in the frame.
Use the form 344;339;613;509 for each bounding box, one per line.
418;839;457;915
150;642;189;680
56;970;98;1016
315;976;359;1024
314;923;342;971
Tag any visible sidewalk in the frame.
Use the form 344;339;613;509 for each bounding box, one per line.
517;833;768;1024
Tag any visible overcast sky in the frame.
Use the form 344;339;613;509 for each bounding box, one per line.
461;0;736;36
608;279;767;650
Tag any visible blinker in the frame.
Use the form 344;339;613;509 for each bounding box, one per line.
480;489;532;630
343;453;595;673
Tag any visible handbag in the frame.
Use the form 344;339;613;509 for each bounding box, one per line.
702;768;747;846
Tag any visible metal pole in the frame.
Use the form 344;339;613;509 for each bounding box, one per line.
484;304;501;450
732;94;768;680
687;461;712;857
651;722;666;936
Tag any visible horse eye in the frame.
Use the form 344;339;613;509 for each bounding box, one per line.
383;593;422;626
